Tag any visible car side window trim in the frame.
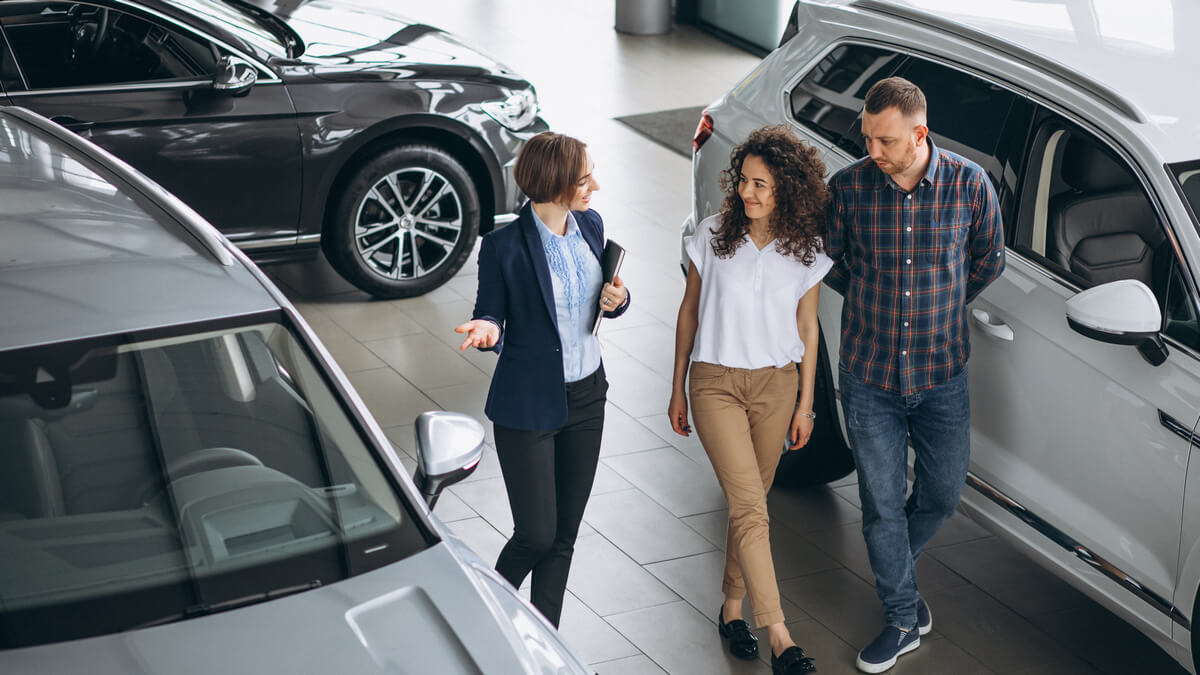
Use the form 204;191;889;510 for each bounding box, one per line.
4;78;282;98
778;43;851;157
0;21;27;91
0;0;279;93
107;0;278;80
803;38;1118;169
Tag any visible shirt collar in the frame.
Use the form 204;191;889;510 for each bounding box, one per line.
532;207;580;246
920;137;941;187
874;137;941;192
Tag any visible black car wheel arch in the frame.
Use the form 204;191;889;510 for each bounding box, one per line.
324;143;480;299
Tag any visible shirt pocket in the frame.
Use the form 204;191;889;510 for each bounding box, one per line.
918;205;970;266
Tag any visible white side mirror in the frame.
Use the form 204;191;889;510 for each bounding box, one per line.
1065;279;1167;365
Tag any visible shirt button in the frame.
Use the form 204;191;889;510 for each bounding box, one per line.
903;321;909;327
902;350;908;356
905;291;911;297
906;259;911;265
906;194;912;200
906;227;912;232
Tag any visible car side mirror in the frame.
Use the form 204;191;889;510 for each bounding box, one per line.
1065;279;1168;366
212;56;257;97
412;411;484;509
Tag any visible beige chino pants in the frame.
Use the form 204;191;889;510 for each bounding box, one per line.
689;360;797;628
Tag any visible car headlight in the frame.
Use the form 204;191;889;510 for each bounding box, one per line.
481;88;539;131
440;529;589;674
474;567;590;674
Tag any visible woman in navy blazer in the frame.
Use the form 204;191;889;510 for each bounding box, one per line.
455;132;628;627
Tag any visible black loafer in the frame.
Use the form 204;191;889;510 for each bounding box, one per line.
717;606;758;660
772;645;816;674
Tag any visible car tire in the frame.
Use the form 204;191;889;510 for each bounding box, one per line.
325;144;481;298
773;321;856;487
1193;589;1200;674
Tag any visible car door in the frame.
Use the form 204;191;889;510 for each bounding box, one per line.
967;109;1200;637
0;1;301;243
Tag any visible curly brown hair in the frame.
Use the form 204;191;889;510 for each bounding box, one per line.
713;125;829;264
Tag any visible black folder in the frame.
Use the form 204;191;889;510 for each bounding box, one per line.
591;239;626;335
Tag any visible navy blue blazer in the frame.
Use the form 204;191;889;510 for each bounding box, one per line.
472;201;629;431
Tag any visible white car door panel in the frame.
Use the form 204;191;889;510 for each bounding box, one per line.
969;250;1198;637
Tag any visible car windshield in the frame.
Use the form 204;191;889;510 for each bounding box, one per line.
1173;162;1200;225
173;0;295;58
0;317;428;648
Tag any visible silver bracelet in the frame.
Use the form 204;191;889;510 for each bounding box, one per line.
796;410;816;420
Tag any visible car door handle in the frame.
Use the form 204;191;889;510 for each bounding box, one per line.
49;115;95;132
972;309;1014;341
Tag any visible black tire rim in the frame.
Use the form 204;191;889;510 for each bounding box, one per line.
353;166;464;282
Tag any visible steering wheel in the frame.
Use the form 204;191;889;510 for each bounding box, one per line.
67;4;110;64
137;447;264;505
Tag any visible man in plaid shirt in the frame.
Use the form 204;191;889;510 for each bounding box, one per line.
824;77;1004;673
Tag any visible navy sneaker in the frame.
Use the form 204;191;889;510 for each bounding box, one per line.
917;597;932;636
856;626;919;673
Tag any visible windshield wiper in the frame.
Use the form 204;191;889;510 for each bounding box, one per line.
131;580;322;629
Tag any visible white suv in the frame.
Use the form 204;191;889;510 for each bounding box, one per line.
683;1;1200;671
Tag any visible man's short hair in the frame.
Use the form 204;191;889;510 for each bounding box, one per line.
514;132;587;204
864;77;927;118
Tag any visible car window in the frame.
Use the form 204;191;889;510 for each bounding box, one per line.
172;0;290;59
1012;118;1200;349
0;318;429;648
0;2;218;90
788;43;905;157
891;58;1019;187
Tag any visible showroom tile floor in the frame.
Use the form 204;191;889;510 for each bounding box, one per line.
266;1;1187;673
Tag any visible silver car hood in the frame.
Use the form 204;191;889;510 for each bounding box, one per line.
0;538;575;674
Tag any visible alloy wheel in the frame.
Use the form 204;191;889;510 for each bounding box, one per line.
353;167;464;281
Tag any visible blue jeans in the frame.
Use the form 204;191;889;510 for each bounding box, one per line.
839;366;970;630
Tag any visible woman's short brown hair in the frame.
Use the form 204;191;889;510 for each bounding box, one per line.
514;132;588;204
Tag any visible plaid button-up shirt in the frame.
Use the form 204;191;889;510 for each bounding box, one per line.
825;140;1005;395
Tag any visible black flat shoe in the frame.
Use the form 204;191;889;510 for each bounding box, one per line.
717;606;758;660
772;645;816;674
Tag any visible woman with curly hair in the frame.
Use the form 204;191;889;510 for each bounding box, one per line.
668;125;830;675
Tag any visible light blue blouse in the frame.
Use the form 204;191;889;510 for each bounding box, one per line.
533;209;603;382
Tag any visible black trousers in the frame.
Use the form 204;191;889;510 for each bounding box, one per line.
492;365;607;627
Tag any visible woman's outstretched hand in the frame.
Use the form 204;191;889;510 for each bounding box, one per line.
455;319;500;351
668;390;691;436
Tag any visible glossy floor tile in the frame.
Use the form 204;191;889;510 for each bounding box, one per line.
269;1;1191;673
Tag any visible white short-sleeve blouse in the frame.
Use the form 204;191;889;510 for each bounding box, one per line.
684;215;833;369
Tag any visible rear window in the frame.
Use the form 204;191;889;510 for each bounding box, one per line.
0;317;427;648
789;43;905;156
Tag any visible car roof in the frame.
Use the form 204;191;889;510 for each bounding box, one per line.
810;0;1200;162
0;108;280;352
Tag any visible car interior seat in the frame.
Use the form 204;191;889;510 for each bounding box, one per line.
0;415;65;520
1046;135;1168;293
